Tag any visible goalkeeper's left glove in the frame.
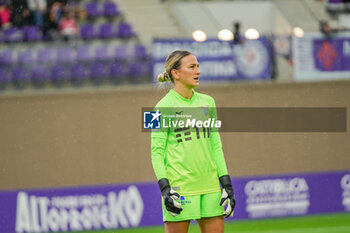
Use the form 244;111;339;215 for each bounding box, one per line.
219;175;236;218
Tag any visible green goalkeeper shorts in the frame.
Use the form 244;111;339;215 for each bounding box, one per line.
162;192;224;222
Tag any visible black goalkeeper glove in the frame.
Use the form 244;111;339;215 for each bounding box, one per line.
158;178;183;216
219;175;236;218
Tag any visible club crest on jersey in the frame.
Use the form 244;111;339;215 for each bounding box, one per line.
201;105;209;116
143;110;161;129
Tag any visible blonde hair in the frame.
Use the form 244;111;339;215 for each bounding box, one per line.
157;50;192;83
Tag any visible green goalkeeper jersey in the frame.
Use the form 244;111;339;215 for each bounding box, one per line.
151;89;228;195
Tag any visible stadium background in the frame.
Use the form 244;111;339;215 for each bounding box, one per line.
0;0;350;232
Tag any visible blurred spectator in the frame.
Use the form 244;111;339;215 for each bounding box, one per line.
49;1;62;24
344;0;350;12
43;1;63;40
232;21;243;45
58;10;79;41
9;0;31;28
47;0;67;5
320;20;334;38
65;1;87;22
73;4;87;22
27;0;47;26
0;2;11;28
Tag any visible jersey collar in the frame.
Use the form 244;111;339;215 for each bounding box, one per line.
170;89;197;103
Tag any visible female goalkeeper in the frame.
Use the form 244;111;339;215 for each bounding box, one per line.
151;50;236;233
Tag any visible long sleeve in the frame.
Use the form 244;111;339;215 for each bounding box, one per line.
209;99;228;177
151;107;169;180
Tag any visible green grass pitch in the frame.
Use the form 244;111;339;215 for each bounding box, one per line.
83;212;350;233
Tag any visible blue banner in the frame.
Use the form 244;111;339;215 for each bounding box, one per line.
152;38;272;82
293;33;350;81
313;38;350;71
1;170;349;232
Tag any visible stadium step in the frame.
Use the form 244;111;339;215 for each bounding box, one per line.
272;0;332;32
116;0;187;47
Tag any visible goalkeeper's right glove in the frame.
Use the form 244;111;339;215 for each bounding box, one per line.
219;175;236;218
158;178;183;216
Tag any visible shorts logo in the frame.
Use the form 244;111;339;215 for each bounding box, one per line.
143;110;161;129
180;196;191;206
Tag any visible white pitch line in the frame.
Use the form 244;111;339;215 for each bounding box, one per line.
226;225;350;233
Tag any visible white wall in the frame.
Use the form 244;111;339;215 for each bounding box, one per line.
171;2;219;37
273;5;293;35
170;1;292;37
169;1;293;81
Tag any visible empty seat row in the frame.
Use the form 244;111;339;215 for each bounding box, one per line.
81;22;135;39
0;26;42;43
84;1;121;18
0;22;135;43
0;44;149;65
0;60;152;88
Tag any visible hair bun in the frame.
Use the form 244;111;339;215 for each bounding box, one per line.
157;71;171;83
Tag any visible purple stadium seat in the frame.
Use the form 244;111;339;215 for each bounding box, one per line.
114;44;128;60
99;23;116;38
70;63;88;86
128;61;151;83
109;62;126;84
127;61;143;84
117;22;135;38
50;64;68;86
76;46;92;62
103;2;120;17
110;62;125;76
37;48;54;63
90;62;108;84
95;45;112;60
85;2;101;18
80;24;98;40
128;61;144;76
22;26;42;41
134;44;148;60
11;66;30;88
0;68;9;89
0;50;14;65
3;27;23;43
31;66;49;87
146;61;152;76
56;47;73;63
17;49;34;64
